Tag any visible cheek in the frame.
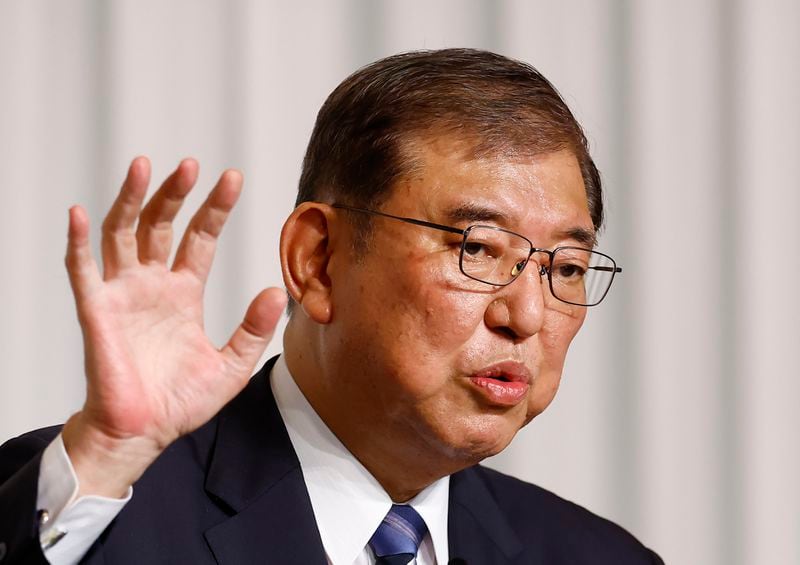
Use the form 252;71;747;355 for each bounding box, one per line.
541;305;586;361
397;263;487;361
369;259;489;396
526;307;587;417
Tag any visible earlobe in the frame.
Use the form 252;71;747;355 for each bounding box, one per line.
280;203;336;324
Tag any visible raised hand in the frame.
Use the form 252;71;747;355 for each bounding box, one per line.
61;157;286;498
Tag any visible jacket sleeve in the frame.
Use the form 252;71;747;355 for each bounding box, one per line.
0;427;61;565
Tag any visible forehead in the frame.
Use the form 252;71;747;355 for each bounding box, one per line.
391;136;594;245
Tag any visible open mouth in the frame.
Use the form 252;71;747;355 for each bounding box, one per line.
471;362;531;385
468;362;532;406
489;374;512;382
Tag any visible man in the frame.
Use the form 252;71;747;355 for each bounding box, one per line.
0;49;662;564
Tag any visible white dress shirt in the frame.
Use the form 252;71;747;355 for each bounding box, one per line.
271;355;449;565
36;355;449;565
36;437;130;564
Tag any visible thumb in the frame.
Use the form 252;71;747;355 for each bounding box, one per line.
221;287;287;374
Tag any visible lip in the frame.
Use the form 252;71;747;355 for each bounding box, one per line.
467;361;533;407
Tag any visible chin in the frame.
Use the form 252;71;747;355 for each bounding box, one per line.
432;412;525;466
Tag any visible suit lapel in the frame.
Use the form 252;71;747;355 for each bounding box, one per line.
202;358;327;565
448;467;532;565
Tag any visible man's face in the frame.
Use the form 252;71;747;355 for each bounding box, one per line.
325;138;593;467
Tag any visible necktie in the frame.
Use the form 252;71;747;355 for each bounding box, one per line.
368;504;428;565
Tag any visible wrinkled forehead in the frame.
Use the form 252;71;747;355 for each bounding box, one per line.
391;136;595;245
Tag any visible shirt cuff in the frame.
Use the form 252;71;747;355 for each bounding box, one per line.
36;433;131;565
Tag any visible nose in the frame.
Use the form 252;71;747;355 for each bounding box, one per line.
484;257;547;340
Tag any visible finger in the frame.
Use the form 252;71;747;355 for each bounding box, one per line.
136;158;199;264
101;157;151;277
221;287;287;376
171;169;242;283
65;205;102;302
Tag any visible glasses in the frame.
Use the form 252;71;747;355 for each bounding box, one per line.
333;204;622;307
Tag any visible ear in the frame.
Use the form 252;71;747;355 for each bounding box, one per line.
280;202;338;324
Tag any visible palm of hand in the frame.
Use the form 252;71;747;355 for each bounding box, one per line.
80;266;221;447
66;157;285;458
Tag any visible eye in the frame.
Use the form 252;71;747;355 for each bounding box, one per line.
554;263;586;279
463;241;490;257
461;227;511;268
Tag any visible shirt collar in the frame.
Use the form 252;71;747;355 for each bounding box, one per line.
271;354;450;565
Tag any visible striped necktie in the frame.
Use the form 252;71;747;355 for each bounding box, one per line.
368;504;428;565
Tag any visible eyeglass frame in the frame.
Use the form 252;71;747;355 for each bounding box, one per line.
332;204;622;307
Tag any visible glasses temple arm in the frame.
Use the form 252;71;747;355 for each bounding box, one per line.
333;204;465;235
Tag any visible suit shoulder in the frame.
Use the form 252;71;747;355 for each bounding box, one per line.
469;465;663;564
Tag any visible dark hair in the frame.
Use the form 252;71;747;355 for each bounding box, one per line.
296;48;603;238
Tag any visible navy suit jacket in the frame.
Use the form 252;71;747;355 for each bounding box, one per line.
0;357;663;564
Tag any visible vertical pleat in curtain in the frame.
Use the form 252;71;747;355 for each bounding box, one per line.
0;1;797;563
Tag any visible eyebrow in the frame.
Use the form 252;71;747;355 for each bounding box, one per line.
560;227;597;248
444;203;508;224
444;202;597;248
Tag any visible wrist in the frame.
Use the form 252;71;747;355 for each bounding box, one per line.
61;412;163;499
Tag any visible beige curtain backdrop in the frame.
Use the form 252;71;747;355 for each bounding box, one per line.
1;1;798;564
